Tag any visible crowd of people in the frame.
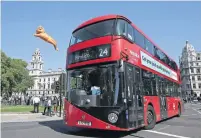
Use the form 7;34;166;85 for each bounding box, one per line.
1;94;63;117
32;95;61;117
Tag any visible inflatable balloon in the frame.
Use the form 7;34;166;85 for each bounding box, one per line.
34;26;58;51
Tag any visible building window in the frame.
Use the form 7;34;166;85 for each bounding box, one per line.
44;78;45;82
199;83;201;89
192;76;195;81
32;71;33;74
198;76;201;81
197;68;200;73
191;62;193;66
196;63;199;66
43;84;45;89
48;84;50;89
48;91;49;94
191;68;194;73
39;79;41;82
193;83;196;89
48;78;50;81
39;57;40;61
197;57;200;60
54;78;56;81
39;92;40;94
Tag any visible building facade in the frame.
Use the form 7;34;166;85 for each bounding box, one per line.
26;48;66;97
179;41;201;98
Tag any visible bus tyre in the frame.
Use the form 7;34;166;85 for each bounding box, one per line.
177;104;181;117
144;105;156;130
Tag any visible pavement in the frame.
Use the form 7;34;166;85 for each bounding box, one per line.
1;103;201;138
0;113;62;123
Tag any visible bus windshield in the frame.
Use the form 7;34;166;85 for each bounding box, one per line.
70;19;115;46
67;65;119;106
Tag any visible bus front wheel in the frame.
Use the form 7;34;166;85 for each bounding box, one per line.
144;105;156;130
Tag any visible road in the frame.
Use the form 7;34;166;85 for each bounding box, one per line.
1;103;201;138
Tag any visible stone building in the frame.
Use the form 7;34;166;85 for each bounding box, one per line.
26;48;66;97
179;41;201;97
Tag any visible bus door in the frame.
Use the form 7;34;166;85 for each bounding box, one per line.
159;78;168;119
134;67;144;127
125;64;144;128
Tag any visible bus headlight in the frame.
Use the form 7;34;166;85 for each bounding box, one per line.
108;112;118;124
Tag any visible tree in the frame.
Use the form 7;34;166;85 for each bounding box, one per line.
1;50;34;97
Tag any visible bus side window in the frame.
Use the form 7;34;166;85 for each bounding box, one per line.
127;24;134;41
161;78;167;96
134;29;145;49
144;38;154;56
166;81;172;96
116;19;127;37
142;70;152;95
172;83;176;97
158;76;162;96
151;74;158;96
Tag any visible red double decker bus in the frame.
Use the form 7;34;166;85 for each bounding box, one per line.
64;14;183;131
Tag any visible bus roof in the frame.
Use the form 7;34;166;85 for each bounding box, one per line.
73;14;178;69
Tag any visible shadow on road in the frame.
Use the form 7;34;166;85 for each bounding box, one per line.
39;120;144;138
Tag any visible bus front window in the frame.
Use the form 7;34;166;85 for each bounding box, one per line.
67;65;119;106
70;19;115;46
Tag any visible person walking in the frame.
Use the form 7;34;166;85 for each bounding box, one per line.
43;97;48;115
47;97;52;117
53;96;59;115
33;96;40;113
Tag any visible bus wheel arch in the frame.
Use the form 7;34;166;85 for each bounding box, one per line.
144;104;156;130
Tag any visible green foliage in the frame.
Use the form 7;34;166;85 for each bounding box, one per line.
1;50;34;97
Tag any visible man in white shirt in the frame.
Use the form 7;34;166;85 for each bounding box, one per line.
47;97;52;117
33;96;40;113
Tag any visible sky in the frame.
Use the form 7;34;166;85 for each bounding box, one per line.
2;1;201;71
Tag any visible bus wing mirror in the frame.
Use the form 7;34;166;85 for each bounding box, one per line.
117;59;124;72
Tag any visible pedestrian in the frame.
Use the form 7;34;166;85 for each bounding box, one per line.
47;97;52;117
43;97;48;115
33;96;40;113
53;96;59;114
41;94;45;106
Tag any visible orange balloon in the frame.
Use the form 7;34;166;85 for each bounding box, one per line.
34;26;58;51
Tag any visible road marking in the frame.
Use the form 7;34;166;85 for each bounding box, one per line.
144;130;191;138
192;108;201;115
157;125;170;130
182;114;198;116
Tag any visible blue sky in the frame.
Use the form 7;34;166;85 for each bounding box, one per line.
2;1;201;71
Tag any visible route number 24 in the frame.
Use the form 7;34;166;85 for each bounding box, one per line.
99;48;109;57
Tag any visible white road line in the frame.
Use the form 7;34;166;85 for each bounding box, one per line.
182;114;198;116
144;130;191;138
192;108;201;115
157;125;170;131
